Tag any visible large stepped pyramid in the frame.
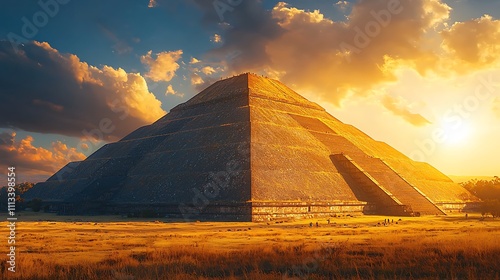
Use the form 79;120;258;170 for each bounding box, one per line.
23;73;479;221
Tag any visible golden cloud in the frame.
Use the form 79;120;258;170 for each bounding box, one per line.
165;84;183;97
190;57;201;64
211;34;222;43
265;0;452;104
335;1;350;11
191;73;204;85
0;131;86;176
201;66;216;75
204;0;452;107
441;15;500;70
141;50;183;82
201;0;500;125
381;95;431;126
0;41;166;140
148;0;157;8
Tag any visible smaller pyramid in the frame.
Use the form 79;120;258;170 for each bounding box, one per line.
24;73;479;221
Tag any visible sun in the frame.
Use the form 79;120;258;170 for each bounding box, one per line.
440;119;472;146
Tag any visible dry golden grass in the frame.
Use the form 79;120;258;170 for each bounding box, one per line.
1;213;499;279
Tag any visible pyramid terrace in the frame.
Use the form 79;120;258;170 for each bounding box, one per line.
23;73;479;221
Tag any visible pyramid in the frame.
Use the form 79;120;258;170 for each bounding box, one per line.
24;73;479;221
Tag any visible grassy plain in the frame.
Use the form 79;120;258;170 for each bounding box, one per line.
1;213;499;279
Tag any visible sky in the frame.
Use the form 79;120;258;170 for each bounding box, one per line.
0;0;499;182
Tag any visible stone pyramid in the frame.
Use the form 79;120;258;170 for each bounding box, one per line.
24;73;478;221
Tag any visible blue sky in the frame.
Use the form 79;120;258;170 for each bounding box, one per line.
1;0;500;181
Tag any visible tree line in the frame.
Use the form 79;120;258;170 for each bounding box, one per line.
0;182;42;212
461;176;500;217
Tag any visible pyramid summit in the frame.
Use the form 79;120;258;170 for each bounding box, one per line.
24;73;479;220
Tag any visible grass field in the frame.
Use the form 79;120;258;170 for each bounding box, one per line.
1;213;499;279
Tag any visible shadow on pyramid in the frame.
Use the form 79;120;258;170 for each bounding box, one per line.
23;73;480;221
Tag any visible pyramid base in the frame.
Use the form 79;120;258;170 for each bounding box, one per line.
436;201;482;213
41;201;366;221
38;200;478;221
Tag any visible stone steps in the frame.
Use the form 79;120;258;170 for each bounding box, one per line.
311;132;444;215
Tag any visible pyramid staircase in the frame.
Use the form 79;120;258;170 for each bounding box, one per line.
330;154;410;215
291;114;446;216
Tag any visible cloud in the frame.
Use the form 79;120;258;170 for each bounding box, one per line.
32;99;64;112
0;41;165;141
211;34;222;43
166;84;175;95
201;66;216;75
192;0;284;72
381;95;431;126
191;73;204;85
335;1;350;11
148;0;157;8
188;63;224;90
0;131;14;146
188;0;456;105
0;131;86;176
165;0;500;111
190;57;201;64
198;1;500;105
140;50;183;82
441;15;500;70
165;84;184;97
266;0;453;104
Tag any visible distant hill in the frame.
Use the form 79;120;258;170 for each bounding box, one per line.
448;175;496;183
